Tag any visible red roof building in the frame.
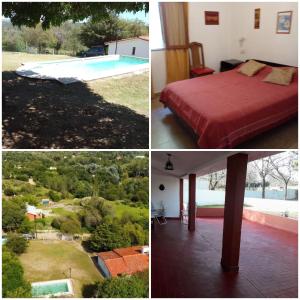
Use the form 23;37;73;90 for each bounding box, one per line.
97;245;149;278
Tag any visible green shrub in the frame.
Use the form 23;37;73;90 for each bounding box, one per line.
6;234;29;255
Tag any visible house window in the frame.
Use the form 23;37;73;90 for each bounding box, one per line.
132;47;136;55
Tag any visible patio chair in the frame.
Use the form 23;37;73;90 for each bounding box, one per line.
181;209;188;225
189;42;215;78
151;206;167;225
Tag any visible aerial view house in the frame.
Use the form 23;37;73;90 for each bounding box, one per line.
151;2;298;149
3;152;149;298
151;151;298;298
26;204;44;221
97;246;149;278
107;36;149;58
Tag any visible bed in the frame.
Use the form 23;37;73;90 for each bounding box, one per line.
160;60;298;148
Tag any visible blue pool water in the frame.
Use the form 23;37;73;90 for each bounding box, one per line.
84;56;148;71
35;55;148;71
32;282;69;297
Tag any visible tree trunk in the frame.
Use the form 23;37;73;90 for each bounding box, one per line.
284;183;288;200
262;177;266;198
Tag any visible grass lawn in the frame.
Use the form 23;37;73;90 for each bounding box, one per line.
50;199;148;220
3;179;51;199
110;200;148;220
3;52;149;149
20;240;102;297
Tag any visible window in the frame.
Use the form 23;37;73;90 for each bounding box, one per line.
150;1;165;50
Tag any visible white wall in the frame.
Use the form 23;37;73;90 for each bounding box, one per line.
230;2;298;66
97;257;111;278
151;173;180;218
108;39;149;58
151;50;167;94
189;3;233;73
151;2;298;93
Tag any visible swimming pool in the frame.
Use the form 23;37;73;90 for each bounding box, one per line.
31;279;74;297
16;55;149;84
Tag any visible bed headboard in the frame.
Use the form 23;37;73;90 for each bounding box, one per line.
247;59;295;67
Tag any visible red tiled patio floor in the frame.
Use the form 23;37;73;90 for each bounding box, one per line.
151;218;298;298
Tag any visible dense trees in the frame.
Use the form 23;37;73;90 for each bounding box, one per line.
2;200;27;232
3;152;149;206
93;271;148;298
2;152;149;298
3;2;148;29
89;222;131;252
79;16;148;48
2;248;32;298
3;2;148;54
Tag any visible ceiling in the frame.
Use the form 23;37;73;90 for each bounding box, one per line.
152;151;281;178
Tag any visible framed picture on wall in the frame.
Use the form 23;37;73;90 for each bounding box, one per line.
276;11;292;34
205;11;219;25
254;8;260;29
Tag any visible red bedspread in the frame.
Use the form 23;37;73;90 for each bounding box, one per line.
160;66;298;148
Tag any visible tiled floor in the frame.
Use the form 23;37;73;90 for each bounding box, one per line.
151;97;298;149
152;218;298;298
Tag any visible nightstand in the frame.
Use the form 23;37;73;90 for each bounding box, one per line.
220;59;243;72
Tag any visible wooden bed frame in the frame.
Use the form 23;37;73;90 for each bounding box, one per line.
164;59;297;148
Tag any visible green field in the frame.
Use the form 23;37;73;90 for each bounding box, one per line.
51;199;148;222
19;240;102;297
3;179;51;200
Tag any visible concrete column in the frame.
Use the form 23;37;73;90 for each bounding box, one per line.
179;178;183;219
221;153;248;272
188;174;196;232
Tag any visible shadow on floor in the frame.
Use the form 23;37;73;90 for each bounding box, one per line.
3;72;149;149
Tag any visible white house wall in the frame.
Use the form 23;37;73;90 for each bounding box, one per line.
107;39;149;58
97;257;111;278
151;173;179;218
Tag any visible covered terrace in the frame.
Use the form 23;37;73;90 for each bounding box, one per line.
151;151;298;298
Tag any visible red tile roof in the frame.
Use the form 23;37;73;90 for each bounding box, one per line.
98;246;149;277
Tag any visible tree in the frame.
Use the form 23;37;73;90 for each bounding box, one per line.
123;223;146;245
60;218;81;234
3;200;26;232
208;170;226;190
93;272;148;298
4;187;15;196
79;15;120;48
3;2;149;29
72;181;92;198
79;16;148;48
18;217;34;234
6;234;29;255
2;248;32;298
251;157;274;198
89;222;131;251
270;152;298;200
48;190;61;201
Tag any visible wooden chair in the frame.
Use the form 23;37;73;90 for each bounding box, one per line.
189;42;215;78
